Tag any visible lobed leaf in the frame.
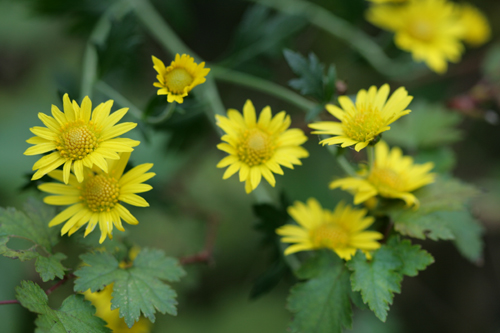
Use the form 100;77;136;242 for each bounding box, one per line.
387;237;434;277
35;253;68;282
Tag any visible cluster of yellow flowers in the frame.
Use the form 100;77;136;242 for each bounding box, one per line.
366;0;490;73
215;84;436;260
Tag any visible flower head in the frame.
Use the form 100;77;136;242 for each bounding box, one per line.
276;198;382;260
309;84;412;151
457;3;490;47
39;152;155;243
24;94;139;184
152;54;210;103
330;141;435;207
366;0;465;73
216;100;309;193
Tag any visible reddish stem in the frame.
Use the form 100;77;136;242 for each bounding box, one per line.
179;214;218;266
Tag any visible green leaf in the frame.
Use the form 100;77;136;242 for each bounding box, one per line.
287;251;352;333
74;248;186;328
414;147;456;173
347;248;402;322
16;281;110;333
284;49;336;103
35;253;67;282
387;237;434;277
383;102;463;150
390;177;479;239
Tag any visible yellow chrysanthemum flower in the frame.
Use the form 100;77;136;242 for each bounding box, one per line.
366;0;465;73
457;3;491;47
24;94;139;184
309;84;412;151
38;152;155;243
216;100;309;194
276;198;382;260
330;141;435;208
84;283;151;332
152;54;210;104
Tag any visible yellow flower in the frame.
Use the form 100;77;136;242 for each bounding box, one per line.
216;100;309;193
38;152;155;243
152;54;210;103
24;94;139;184
366;0;465;73
309;84;412;151
330;141;435;207
457;3;490;47
276;198;382;260
84;283;151;332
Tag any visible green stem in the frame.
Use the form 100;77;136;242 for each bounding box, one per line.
95;81;143;119
147;103;176;124
211;66;315;111
252;184;274;204
250;0;422;79
367;145;375;172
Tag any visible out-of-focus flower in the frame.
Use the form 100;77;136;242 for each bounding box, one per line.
39;152;155;243
366;0;465;73
457;3;491;47
309;84;412;151
152;54;210;103
330;141;435;208
276;198;382;260
24;94;139;183
216;100;308;193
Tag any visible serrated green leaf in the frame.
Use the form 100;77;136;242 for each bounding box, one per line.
0;236;39;261
347;248;403;322
35;253;67;282
284;49;336;103
287;251;352;333
383;102;463;150
16;281;110;333
387;237;434;277
74;248;186;328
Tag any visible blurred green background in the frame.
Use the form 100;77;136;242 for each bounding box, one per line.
1;0;500;332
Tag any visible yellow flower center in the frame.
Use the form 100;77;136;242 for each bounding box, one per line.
408;19;435;42
310;224;349;249
57;120;99;160
237;128;275;166
81;174;120;212
342;105;385;142
164;68;194;94
368;166;406;194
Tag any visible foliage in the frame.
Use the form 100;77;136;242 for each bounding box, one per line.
74;249;185;327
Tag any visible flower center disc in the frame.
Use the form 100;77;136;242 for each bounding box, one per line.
368;167;406;194
58;122;98;160
408;20;435;42
238;128;274;166
164;68;194;94
82;175;120;212
311;224;349;249
342;106;384;142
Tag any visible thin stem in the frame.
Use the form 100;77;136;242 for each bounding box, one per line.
179;214;218;265
250;0;422;79
95;81;143;119
147;103;176;124
211;66;315;111
252;184;274;204
0;300;19;305
367;145;375;172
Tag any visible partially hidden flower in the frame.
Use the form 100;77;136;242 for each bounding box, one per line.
276;198;382;260
24;94;139;184
457;3;491;47
152;54;210;104
366;0;465;73
309;84;412;151
216;100;309;193
330;141;435;208
39;152;155;243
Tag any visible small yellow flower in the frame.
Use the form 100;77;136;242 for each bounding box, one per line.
330;141;435;207
276;198;382;260
457;3;490;47
84;283;151;332
38;152;155;243
216;100;309;193
152;54;210;103
366;0;465;73
309;84;412;151
24;94;139;184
